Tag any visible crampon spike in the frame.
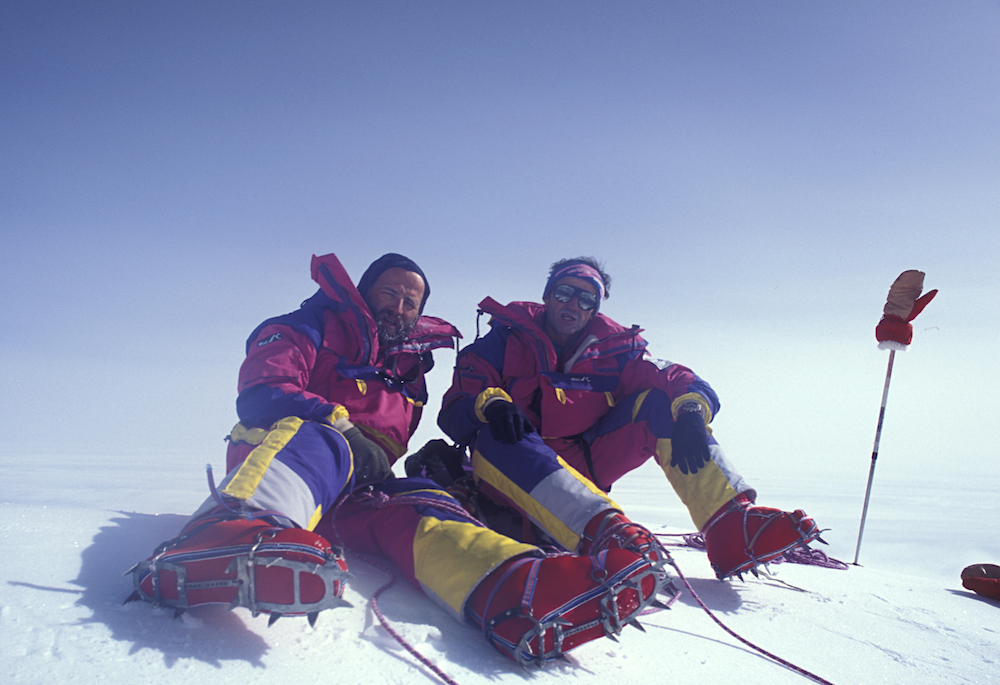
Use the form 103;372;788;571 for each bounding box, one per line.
268;612;282;627
307;611;319;627
128;516;351;626
628;619;646;632
472;550;673;668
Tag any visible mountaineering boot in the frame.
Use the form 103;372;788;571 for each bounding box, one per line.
702;493;822;580
961;563;1000;601
126;512;350;625
466;548;672;667
579;511;678;598
580;510;665;561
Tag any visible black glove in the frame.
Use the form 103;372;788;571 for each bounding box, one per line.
670;411;711;475
404;439;467;481
483;400;535;444
343;426;393;484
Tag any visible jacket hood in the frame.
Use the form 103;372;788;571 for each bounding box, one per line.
310;253;459;358
311;253;372;314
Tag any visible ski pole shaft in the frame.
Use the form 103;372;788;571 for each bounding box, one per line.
853;349;895;565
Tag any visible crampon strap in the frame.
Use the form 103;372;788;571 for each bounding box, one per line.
130;527;351;621
657;532;849;570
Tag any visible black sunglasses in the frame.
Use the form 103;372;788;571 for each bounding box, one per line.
551;284;598;311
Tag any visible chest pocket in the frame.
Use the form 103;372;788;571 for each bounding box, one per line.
537;372;619;438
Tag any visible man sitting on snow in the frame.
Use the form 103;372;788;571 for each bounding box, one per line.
436;256;821;580
128;252;673;667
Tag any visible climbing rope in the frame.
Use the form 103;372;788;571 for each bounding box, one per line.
331;490;841;685
355;552;462;685
667;556;837;685
322;487;477;685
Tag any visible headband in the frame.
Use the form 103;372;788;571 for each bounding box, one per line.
543;262;605;311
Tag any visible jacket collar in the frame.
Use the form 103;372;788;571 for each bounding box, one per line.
477;297;646;371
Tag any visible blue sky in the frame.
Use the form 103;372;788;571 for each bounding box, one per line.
2;1;998;488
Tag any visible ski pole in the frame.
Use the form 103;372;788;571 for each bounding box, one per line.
855;270;936;566
853;349;895;565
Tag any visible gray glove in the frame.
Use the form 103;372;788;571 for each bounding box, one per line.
342;425;393;485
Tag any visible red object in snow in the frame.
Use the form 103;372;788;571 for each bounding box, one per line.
962;563;1000;602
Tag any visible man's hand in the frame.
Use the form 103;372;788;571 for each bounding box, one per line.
343;426;393;484
483;401;535;444
405;439;466;480
670;411;711;475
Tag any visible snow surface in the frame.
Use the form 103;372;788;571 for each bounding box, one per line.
1;455;997;685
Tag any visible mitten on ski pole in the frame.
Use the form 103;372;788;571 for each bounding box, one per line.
875;270;938;350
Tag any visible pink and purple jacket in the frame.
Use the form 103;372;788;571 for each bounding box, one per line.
233;253;460;463
438;298;719;446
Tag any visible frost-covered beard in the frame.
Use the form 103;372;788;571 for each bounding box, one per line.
372;308;416;348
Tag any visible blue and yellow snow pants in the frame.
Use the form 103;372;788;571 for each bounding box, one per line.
478;389;754;532
469;429;620;552
193;417;536;621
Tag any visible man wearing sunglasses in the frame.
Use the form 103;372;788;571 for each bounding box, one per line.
438;257;822;581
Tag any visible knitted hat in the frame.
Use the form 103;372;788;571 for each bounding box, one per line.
357;253;430;314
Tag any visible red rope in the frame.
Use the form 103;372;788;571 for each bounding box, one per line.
332;493;839;684
654;531;840;684
667;557;837;685
356;552;462;685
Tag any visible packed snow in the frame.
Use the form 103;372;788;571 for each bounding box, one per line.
1;452;996;685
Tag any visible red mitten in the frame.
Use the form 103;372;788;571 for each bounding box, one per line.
875;315;913;347
875;270;937;350
906;289;938;322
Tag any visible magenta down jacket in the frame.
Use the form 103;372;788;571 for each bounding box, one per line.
438;297;719;447
232;253;460;463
